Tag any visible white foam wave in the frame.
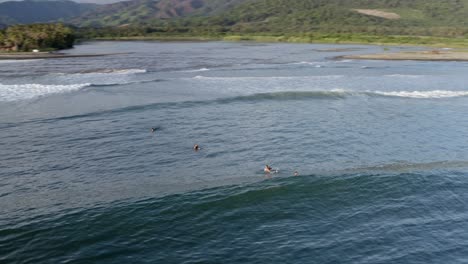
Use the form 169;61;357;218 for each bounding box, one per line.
0;59;43;64
76;69;147;75
110;69;146;74
193;75;344;80
0;83;91;102
292;61;313;65
385;74;422;78
182;68;210;73
291;61;324;67
48;69;149;86
372;90;468;98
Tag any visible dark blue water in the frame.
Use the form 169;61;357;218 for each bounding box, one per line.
1;41;468;263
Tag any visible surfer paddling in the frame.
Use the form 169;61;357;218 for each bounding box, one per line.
264;165;273;173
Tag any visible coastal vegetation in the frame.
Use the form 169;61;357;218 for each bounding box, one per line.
69;0;468;38
4;0;468;49
0;24;75;52
70;0;468;47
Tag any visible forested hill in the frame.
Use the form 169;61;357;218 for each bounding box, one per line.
73;0;245;27
3;0;468;38
69;0;468;37
195;0;468;36
0;0;97;26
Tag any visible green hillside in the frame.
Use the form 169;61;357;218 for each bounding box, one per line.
179;0;468;37
73;0;245;27
3;0;468;45
70;0;468;39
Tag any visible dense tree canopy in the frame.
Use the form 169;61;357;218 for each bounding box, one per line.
72;0;468;40
0;24;75;52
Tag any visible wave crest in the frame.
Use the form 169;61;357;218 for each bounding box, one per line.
217;89;468;103
0;83;91;102
372;90;468;98
75;69;147;75
181;68;210;73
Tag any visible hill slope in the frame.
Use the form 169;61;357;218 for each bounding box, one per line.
3;0;468;38
202;0;468;31
0;0;98;26
69;0;468;37
73;0;246;27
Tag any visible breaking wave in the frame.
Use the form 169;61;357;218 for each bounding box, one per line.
193;75;345;81
73;69;147;75
181;68;210;72
0;59;43;64
0;83;91;102
385;74;422;78
219;89;468;102
291;61;324;67
372;90;468;98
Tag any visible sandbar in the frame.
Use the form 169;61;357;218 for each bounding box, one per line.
338;50;468;61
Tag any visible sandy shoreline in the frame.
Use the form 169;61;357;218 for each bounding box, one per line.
338;50;468;61
4;47;468;62
0;52;130;60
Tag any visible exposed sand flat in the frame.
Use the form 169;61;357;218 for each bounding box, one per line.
353;9;401;20
339;51;468;61
0;52;129;60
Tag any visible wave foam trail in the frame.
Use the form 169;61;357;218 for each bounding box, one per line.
0;59;43;64
0;83;91;102
217;89;468;103
193;75;344;81
385;74;422;78
75;69;147;75
182;68;210;72
290;61;326;67
49;69;151;87
372;90;468;98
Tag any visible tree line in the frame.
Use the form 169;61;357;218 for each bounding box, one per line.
0;24;75;52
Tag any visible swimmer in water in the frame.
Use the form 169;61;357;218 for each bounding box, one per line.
264;165;272;173
193;144;200;151
294;171;299;176
151;127;157;133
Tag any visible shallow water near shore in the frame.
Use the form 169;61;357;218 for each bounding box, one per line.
1;41;468;263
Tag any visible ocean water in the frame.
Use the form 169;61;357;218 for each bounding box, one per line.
1;41;468;263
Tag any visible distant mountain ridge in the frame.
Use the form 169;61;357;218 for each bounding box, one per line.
70;0;468;31
73;0;246;27
0;0;97;25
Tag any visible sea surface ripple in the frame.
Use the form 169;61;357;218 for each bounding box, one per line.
1;41;468;263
